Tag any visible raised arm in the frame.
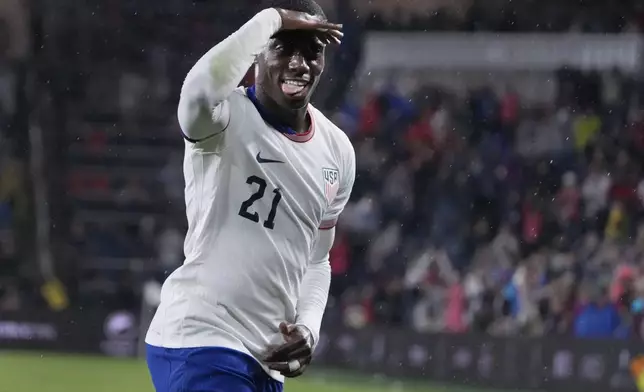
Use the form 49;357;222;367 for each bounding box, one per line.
177;9;282;142
177;9;342;142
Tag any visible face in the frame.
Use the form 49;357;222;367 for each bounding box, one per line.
256;30;325;110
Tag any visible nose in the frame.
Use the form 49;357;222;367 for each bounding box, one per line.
288;51;310;74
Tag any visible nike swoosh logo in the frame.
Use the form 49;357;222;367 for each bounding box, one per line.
256;152;284;164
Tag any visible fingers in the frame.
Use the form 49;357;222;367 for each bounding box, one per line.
303;14;342;31
278;8;343;39
283;362;309;378
279;322;293;336
265;343;311;364
264;323;313;377
321;30;342;45
316;22;343;31
295;16;343;45
326;29;344;40
265;345;312;373
308;19;343;45
266;360;291;373
264;338;307;362
317;30;343;46
287;345;312;360
267;358;298;373
285;366;307;378
266;358;311;378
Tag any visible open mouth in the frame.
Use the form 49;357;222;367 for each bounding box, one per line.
280;78;311;98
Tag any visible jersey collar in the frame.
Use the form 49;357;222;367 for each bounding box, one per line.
246;85;315;142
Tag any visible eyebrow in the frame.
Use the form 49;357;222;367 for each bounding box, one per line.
269;36;325;52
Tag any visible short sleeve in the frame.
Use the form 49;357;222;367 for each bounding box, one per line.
320;144;356;230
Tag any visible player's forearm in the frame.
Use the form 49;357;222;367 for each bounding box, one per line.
295;228;335;346
296;258;331;347
178;8;282;138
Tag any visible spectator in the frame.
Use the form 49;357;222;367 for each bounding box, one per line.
491;223;519;268
582;159;611;223
521;192;545;249
604;201;628;241
555;171;581;229
329;228;351;300
117;176;150;205
574;286;621;338
572;108;601;151
444;274;467;333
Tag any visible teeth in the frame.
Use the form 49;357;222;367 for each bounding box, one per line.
283;80;307;86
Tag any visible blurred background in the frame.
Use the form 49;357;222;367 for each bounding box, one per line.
2;0;644;391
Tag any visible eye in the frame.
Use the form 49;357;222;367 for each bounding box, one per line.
305;42;323;57
270;38;286;52
312;37;325;54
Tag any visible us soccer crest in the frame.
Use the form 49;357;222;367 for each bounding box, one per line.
323;167;340;204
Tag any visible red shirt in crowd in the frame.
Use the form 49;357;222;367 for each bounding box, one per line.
359;95;382;136
557;186;581;222
522;203;543;244
406;111;434;146
329;233;350;276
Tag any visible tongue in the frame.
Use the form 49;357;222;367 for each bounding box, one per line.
281;83;305;95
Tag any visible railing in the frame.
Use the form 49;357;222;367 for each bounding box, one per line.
1;307;643;392
315;325;643;392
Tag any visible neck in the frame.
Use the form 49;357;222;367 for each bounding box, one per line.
256;85;309;134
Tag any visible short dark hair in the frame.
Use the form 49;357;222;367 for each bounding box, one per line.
264;0;326;20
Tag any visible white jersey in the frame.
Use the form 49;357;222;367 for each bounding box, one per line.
145;87;355;380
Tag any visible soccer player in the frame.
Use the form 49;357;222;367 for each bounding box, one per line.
145;1;354;391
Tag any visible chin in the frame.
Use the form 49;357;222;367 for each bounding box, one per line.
287;100;309;110
280;95;310;110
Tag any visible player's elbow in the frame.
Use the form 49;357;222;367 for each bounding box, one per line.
319;259;331;277
177;95;229;142
310;256;331;271
176;99;200;139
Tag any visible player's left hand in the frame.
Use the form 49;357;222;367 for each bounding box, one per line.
264;322;313;378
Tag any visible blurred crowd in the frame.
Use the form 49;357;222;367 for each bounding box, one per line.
327;67;644;339
4;0;644;341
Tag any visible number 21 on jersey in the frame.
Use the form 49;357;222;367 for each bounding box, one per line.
238;175;282;230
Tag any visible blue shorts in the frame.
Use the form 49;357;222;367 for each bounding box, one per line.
146;344;284;392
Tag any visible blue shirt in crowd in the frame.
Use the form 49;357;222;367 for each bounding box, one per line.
574;303;621;338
